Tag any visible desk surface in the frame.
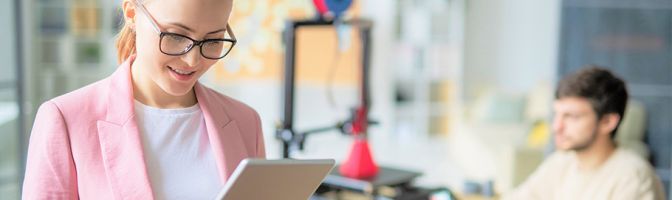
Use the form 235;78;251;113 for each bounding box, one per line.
321;165;422;193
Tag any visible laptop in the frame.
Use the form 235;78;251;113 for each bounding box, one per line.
215;158;336;200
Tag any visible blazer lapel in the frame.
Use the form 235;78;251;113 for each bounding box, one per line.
97;119;154;200
195;83;247;184
97;56;154;199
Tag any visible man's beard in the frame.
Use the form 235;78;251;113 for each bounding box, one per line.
568;127;599;152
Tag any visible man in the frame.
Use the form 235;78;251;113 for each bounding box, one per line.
504;67;665;200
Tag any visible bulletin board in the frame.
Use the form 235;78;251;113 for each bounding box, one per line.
209;0;362;87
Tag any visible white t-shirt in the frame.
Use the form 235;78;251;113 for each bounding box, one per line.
504;148;665;200
134;101;222;200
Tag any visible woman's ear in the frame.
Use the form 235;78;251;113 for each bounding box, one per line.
122;0;137;30
598;113;621;136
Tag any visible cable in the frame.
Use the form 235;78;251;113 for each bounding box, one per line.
326;18;349;111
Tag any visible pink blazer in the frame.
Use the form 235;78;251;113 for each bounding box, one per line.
22;57;266;200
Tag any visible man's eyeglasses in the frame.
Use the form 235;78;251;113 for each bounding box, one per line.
132;0;236;60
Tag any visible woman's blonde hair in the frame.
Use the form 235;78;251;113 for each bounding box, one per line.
116;24;136;64
116;0;138;64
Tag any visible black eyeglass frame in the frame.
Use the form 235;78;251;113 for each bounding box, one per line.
132;0;237;60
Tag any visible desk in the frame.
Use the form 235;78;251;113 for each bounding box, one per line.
321;165;422;196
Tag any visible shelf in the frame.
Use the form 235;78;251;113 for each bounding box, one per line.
71;5;103;37
38;4;68;35
38;39;64;65
74;40;102;64
38;0;66;5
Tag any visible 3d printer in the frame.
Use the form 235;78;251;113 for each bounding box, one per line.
275;0;455;199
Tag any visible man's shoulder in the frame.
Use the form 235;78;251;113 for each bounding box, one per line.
609;148;665;199
610;148;656;176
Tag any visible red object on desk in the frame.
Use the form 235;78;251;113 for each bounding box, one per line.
340;138;379;179
340;106;379;179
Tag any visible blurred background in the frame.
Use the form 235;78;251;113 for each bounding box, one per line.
1;0;671;199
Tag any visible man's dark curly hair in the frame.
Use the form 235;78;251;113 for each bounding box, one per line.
556;66;628;138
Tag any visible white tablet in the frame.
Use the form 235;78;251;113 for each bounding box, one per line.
215;158;335;200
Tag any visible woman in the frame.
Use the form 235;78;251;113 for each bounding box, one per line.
22;0;265;199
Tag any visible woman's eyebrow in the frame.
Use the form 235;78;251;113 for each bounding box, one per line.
206;28;227;35
168;22;194;32
167;22;226;35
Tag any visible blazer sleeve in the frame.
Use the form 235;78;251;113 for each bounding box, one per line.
253;111;266;158
22;101;78;200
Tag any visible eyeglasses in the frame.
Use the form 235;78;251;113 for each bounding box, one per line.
132;0;236;60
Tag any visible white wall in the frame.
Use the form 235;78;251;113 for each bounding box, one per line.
361;0;396;144
464;0;560;99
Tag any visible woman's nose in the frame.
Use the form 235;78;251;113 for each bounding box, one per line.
181;46;202;67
